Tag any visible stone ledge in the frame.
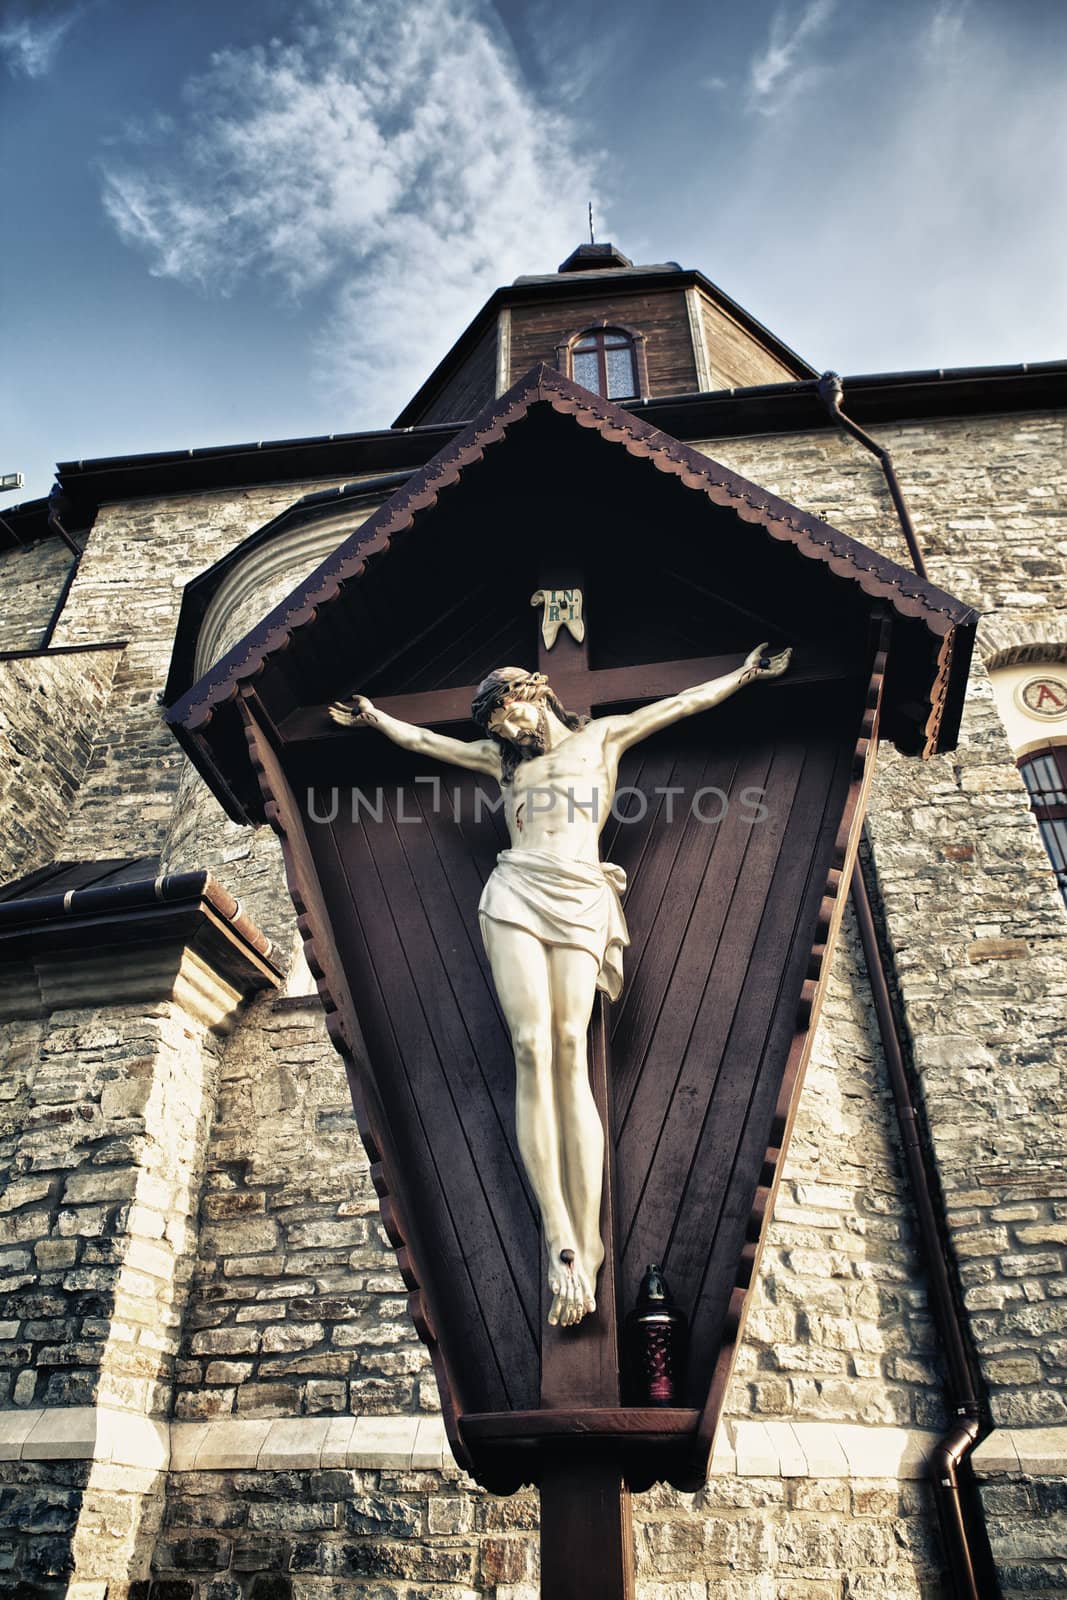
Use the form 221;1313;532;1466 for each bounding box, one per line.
9;1409;1063;1480
723;1422;939;1480
0;1406;168;1469
0;1407;950;1481
973;1425;1067;1476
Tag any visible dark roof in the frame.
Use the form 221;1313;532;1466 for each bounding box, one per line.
167;363;979;826
50;424;461;531
556;242;635;272
0;856;158;901
0;497;51;551
515;262;681;286
0;362;1053;546
0;860;281;993
392;265;818;427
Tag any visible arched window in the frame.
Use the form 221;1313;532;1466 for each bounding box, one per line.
569;328;640;400
1019;745;1067;905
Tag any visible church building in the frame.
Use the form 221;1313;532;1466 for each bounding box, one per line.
0;242;1065;1599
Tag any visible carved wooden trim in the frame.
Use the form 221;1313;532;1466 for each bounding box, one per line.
236;690;475;1476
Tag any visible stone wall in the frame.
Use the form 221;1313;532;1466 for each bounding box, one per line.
698;412;1067;1590
0;645;122;884
723;905;945;1436
151;1452;945;1600
3;405;1066;1593
0;1457;91;1593
50;483;348;871
0;994;223;1418
174;993;427;1426
0;539;73;654
0;966;234;1591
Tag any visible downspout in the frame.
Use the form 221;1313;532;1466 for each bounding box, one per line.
818;373;993;1599
41;486;84;648
816;371;929;579
850;865;986;1600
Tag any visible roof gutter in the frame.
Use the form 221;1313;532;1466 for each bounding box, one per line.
822;371;994;1596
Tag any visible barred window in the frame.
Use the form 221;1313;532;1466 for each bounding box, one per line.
1019;745;1067;905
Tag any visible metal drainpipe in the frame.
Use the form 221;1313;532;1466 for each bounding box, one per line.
818;374;994;1599
40;489;84;649
816;372;929;579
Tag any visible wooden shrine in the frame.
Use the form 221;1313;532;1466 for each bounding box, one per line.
167;366;976;1596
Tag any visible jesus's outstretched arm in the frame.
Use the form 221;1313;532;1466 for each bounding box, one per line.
602;643;791;756
329;695;502;778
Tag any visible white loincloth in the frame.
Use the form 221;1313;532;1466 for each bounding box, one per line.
478;848;629;1002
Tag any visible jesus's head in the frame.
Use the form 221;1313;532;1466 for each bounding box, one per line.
471;667;585;783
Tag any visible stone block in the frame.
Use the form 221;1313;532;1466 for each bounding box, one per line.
62;1170;138;1204
189;1326;262;1357
320;1416;358;1468
258;1417;332;1470
205;1361;253;1385
480;1536;532;1585
427;1495;474;1534
344;1494;422;1538
260;1322;324;1353
232;1534;292;1573
245;1501;337;1532
284;1219;361;1250
305;1380;347;1413
0;1178;54;1213
235;1382;302;1417
349;1415;419;1469
201;1221;279;1256
21;1405;99;1460
174;1390;236;1422
339;1539;475;1583
158;1535;230;1571
34;1239;78;1270
0;1406;43;1458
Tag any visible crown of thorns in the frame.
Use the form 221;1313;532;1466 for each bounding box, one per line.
470;668;549;731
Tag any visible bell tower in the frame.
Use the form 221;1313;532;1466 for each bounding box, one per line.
394;243;816;427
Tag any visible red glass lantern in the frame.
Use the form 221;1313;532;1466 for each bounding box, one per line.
624;1263;688;1406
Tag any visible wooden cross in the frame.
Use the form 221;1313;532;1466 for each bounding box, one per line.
280;571;839;1600
283;582;836;745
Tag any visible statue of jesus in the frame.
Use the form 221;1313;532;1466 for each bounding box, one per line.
330;643;790;1327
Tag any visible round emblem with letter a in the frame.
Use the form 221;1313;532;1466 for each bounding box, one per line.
1017;676;1067;719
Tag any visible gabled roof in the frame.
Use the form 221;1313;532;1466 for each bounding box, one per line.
167;364;978;825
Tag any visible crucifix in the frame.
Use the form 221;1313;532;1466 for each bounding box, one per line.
209;575;907;1600
309;568;802;1600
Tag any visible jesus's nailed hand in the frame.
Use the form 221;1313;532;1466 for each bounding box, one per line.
328;694;378;727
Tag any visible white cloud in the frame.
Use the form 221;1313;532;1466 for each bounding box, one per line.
101;0;602;424
747;0;836;114
0;3;83;77
713;0;1067;373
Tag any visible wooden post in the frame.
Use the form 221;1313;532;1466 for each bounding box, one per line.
540;1448;635;1600
538;999;634;1598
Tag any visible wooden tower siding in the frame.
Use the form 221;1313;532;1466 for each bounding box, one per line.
415;320;500;426
508;289;699;396
697;291;801;390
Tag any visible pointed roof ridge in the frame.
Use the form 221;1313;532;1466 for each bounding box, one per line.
168;363;975;756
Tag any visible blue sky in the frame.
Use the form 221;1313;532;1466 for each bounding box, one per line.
2;0;1065;504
